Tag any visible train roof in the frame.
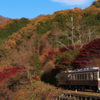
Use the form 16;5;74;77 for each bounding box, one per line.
58;67;100;75
70;69;100;73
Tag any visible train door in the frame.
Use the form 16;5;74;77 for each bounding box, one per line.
91;72;94;86
68;74;71;85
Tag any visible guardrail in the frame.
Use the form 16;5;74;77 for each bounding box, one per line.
55;92;100;100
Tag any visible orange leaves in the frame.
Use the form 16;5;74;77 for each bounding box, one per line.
77;14;82;21
70;7;82;14
7;39;16;48
14;33;22;43
84;6;100;15
8;32;21;47
74;7;82;12
40;48;51;61
3;66;12;72
0;19;15;30
55;10;69;14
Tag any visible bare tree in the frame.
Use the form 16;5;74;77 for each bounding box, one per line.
71;17;75;48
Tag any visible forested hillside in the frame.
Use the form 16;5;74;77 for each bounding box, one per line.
0;18;30;45
0;0;100;99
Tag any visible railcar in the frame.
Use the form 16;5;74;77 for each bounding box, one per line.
56;67;100;92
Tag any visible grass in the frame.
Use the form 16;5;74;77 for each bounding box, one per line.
13;81;62;100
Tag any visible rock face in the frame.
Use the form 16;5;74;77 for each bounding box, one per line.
29;14;45;21
0;15;10;23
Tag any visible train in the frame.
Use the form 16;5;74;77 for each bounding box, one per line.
56;67;100;92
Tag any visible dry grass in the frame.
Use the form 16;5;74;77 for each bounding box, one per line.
13;81;62;100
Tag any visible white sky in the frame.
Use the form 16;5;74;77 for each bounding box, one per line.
51;0;89;5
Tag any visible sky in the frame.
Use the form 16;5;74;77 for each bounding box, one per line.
0;0;96;19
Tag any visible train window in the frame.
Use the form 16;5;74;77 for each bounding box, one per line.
87;74;88;80
82;74;84;80
90;73;93;80
77;74;78;80
68;74;71;80
79;74;80;80
73;74;75;80
75;74;77;80
80;74;81;80
85;74;87;79
88;73;90;80
76;74;77;80
80;74;82;80
75;74;76;80
99;71;100;78
94;72;97;80
78;74;79;80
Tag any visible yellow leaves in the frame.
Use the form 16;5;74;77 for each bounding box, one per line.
14;33;22;42
14;90;25;100
7;39;16;48
8;32;22;45
10;35;15;39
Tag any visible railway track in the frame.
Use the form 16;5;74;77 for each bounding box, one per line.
55;89;100;100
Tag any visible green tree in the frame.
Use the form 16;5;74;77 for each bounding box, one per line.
30;52;42;77
36;20;51;35
92;0;100;8
54;13;66;31
96;12;100;21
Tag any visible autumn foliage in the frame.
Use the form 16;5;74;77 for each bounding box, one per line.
0;66;25;83
74;39;100;68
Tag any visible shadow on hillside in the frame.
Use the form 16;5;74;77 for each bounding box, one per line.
41;68;60;86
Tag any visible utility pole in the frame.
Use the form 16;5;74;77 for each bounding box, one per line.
88;29;91;42
71;17;75;47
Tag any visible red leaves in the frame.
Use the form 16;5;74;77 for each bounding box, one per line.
74;39;100;68
48;51;57;59
33;77;40;81
48;51;56;56
0;66;25;83
59;46;74;53
32;49;38;53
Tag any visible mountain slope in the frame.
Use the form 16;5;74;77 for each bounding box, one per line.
0;15;10;23
0;1;100;100
29;14;45;21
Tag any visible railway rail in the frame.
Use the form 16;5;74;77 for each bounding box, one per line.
56;92;100;100
54;89;100;100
